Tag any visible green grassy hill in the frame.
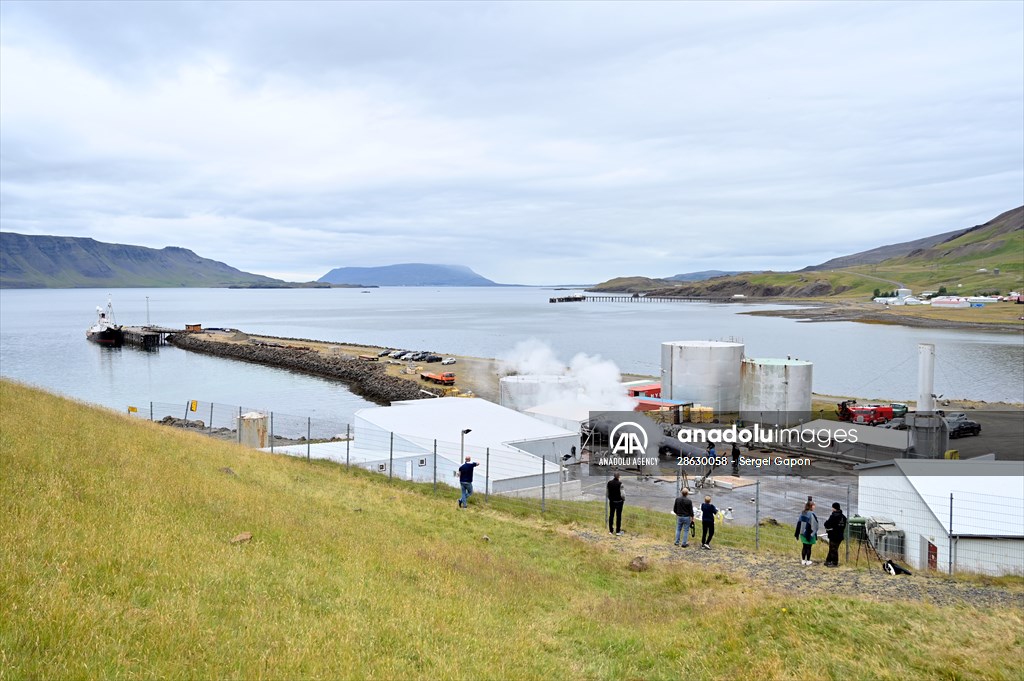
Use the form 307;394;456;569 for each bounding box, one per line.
2;380;1021;680
591;207;1024;299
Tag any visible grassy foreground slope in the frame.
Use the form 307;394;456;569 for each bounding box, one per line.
1;380;1021;681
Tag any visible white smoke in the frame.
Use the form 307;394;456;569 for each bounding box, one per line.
499;339;638;411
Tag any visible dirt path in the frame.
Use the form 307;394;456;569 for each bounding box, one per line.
569;528;1024;610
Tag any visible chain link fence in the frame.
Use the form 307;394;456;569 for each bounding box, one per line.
128;399;1024;577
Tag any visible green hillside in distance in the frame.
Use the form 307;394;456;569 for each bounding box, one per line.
590;206;1024;298
0;233;283;288
3;379;1022;680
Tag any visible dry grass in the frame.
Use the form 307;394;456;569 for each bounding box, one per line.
2;379;1022;680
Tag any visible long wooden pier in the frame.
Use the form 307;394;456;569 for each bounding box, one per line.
550;295;741;304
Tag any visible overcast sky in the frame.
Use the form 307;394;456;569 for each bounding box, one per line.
1;1;1022;285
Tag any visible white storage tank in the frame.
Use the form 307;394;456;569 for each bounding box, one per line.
499;375;579;412
661;341;744;412
740;358;813;426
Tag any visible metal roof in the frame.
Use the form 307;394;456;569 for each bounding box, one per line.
360;397;577;446
857;459;1024;537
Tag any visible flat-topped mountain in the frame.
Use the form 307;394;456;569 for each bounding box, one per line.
319;263;499;286
0;233;282;288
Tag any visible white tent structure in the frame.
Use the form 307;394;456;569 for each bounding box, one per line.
268;398;581;496
856;459;1024;575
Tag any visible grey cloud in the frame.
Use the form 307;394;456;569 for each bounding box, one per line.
0;1;1021;285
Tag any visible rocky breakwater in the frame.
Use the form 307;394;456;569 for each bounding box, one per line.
167;332;432;405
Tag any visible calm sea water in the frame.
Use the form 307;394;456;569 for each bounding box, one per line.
1;287;1021;425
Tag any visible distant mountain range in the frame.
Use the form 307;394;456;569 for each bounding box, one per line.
590;206;1023;298
0;233;284;289
319;263;498;287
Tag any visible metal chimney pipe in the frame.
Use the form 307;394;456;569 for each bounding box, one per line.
918;343;936;413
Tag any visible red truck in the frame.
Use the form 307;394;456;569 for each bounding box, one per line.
837;400;894;425
421;371;456;386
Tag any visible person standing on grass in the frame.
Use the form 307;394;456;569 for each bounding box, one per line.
673;488;694;547
823;502;847;567
795;500;819;565
458;456;479;508
607;473;624;535
700;495;718;549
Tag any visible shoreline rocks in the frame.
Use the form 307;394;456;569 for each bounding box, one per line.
167;332;433;405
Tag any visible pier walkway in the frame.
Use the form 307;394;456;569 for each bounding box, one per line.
549;294;741;304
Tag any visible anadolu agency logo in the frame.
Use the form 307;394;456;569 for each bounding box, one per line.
609;421;649;455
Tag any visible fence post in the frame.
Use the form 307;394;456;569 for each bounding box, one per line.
183;402;189;422
209;403;214;434
845;484;851;564
345;424;351;468
948;493;954;575
150;401;153;422
541;456;546;513
755;480;760;551
307;417;311;463
558;457;563;501
485;447;490;502
238;407;242;444
270;412;274;454
433;439;438;494
389;432;394;480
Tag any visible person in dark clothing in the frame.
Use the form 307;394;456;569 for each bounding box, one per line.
731;443;741;476
795;500;819;565
700;495;718;549
607;473;624;535
823;502;847;567
457;457;479;508
673;488;694;547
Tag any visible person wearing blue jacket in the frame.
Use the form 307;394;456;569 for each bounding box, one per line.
700;495;718;550
795;500;819;565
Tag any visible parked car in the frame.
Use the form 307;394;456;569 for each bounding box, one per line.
399;352;416;360
441;357;457;365
389;350;406;358
425;355;442;363
378;349;392;357
879;418;907;430
948;420;981;439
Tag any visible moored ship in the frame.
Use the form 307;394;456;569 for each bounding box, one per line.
86;296;124;346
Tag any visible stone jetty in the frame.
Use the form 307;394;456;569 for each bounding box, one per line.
167;332;433;405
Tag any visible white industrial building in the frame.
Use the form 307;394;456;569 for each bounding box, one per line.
856;459;1024;576
661;340;744;412
270;397;579;496
739;357;813;426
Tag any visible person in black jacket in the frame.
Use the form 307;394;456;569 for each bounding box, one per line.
823;502;848;567
607;473;624;535
700;495;718;550
673;488;694;547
